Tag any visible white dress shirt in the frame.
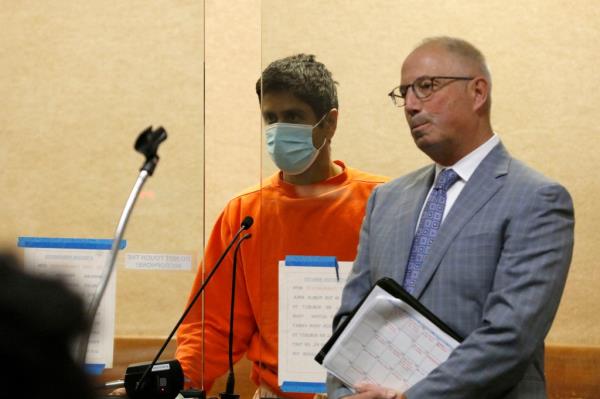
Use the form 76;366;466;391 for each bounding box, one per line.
418;133;500;228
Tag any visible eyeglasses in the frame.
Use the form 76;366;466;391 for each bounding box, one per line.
388;76;474;107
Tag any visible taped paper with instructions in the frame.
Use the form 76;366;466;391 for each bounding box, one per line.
278;255;353;393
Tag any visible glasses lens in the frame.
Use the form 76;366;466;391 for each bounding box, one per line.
413;77;434;99
399;85;409;104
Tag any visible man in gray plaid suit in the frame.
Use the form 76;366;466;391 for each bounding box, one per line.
327;37;574;399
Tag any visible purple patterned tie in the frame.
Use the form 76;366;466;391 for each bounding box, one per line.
403;168;460;294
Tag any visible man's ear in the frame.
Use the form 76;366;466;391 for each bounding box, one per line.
324;108;339;140
471;77;490;113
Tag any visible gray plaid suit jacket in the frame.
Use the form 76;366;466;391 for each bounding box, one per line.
327;142;574;399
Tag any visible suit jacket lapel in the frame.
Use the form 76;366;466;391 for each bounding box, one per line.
413;143;511;299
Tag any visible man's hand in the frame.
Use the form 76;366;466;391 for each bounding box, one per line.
345;383;407;399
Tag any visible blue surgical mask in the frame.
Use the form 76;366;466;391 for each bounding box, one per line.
265;113;328;175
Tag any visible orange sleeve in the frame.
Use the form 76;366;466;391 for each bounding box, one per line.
175;199;257;390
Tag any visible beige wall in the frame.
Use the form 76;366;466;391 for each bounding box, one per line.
2;1;599;346
1;1;206;337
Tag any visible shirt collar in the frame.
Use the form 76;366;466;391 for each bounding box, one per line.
435;133;500;182
273;160;350;198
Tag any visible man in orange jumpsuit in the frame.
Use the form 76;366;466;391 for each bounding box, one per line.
176;54;387;399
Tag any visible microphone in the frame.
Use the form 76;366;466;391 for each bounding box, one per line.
220;233;252;399
127;216;254;399
135;126;167;176
240;215;253;230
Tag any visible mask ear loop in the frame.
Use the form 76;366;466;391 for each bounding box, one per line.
312;109;333;152
313;109;331;129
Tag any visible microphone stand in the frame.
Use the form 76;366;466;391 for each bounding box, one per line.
220;233;252;399
132;216;254;398
77;126;167;365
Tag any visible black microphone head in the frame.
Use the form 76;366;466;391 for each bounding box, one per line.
241;216;253;230
134;126;167;160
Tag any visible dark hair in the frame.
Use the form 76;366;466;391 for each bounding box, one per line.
0;252;95;399
256;53;338;119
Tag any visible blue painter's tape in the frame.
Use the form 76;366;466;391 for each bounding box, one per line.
285;255;337;267
84;363;105;375
17;237;126;250
281;381;326;393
